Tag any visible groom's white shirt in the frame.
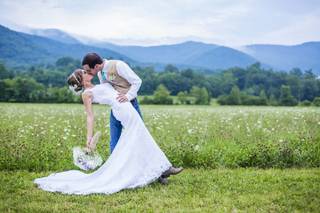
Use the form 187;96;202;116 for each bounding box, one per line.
97;59;142;101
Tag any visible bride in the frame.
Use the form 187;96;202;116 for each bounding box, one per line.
34;69;183;195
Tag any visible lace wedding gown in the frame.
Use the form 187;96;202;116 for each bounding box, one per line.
34;83;172;195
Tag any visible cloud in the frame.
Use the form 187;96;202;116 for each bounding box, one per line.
0;0;319;46
256;10;320;45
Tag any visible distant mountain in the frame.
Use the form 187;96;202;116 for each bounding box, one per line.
0;25;134;67
244;42;320;73
90;41;218;63
87;40;257;70
2;24;319;73
30;28;81;44
187;46;257;69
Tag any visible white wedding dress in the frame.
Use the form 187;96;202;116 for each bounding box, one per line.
34;83;172;195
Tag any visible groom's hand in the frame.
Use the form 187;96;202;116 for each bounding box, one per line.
117;94;129;103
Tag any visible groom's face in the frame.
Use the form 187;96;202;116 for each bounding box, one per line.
83;64;99;76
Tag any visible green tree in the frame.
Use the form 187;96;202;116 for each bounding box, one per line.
0;63;12;79
313;97;320;106
164;64;179;73
153;84;173;104
190;86;210;105
177;91;188;104
268;94;278;106
259;90;268;105
55;57;80;71
0;77;45;102
228;85;241;105
301;79;318;101
279;85;298;106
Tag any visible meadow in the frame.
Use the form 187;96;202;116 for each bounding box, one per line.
0;103;319;212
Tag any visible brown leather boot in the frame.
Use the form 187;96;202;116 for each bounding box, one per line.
158;176;168;185
161;166;183;178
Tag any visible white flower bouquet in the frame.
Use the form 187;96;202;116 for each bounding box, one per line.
73;132;103;171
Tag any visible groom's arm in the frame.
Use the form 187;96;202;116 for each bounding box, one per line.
116;61;142;101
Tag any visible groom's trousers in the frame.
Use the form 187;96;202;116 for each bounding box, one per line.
109;98;142;153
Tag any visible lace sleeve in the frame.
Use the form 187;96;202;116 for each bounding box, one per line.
82;89;92;96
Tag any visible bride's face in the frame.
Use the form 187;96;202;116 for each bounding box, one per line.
83;73;94;85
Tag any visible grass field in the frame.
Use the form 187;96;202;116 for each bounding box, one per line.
0;103;319;212
1;169;319;212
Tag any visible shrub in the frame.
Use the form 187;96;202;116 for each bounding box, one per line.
190;86;210;105
313;97;320;106
153;84;173;105
279;85;298;106
299;100;312;106
140;96;154;104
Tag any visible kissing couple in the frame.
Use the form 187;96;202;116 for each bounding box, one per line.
34;53;183;195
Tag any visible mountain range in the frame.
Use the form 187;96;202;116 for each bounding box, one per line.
0;24;319;74
0;25;134;67
243;42;320;72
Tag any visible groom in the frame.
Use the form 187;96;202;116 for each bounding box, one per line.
82;53;183;184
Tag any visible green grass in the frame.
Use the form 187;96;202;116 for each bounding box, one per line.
1;168;319;212
0;103;320;211
138;95;219;105
1;103;319;171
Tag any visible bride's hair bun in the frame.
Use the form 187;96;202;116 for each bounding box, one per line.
67;69;84;93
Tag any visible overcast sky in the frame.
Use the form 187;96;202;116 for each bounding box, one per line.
0;0;319;46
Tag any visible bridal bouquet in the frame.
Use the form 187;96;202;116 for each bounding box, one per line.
73;132;103;171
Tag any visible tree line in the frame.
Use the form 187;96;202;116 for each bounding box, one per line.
0;57;320;106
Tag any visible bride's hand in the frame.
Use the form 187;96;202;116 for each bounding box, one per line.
85;140;93;153
83;146;92;154
86;136;92;145
86;138;93;150
117;94;129;103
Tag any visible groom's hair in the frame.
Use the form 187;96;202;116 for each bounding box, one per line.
82;53;103;69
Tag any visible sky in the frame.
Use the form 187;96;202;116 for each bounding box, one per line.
0;0;319;46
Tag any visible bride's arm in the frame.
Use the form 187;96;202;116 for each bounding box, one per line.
82;92;94;147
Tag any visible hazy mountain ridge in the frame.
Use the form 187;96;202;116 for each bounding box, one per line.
30;28;81;44
244;41;320;72
84;40;258;69
0;25;134;67
1;25;320;74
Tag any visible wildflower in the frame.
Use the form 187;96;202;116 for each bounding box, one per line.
194;145;200;151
